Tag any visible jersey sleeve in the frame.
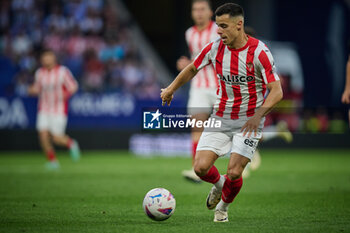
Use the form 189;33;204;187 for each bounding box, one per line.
193;42;213;71
63;67;78;91
257;47;280;84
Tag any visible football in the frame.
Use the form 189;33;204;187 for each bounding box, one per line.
142;188;176;221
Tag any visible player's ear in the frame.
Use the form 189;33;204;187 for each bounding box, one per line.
236;19;243;30
209;10;213;18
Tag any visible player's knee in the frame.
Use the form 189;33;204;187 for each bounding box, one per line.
39;130;49;138
193;163;209;177
52;135;61;144
227;168;242;180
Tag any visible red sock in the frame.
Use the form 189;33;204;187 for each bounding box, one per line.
67;138;73;149
221;175;243;203
46;150;57;161
199;165;221;184
192;141;198;161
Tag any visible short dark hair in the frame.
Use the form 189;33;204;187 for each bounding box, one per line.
215;3;244;18
192;0;212;9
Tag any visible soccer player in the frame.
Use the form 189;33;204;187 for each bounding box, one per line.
28;50;81;170
161;3;283;222
177;0;219;183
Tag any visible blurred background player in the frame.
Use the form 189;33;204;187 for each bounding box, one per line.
177;0;219;183
28;50;80;170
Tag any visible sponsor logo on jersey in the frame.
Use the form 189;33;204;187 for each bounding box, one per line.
217;74;255;84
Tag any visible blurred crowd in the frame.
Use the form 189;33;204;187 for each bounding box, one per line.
0;0;160;99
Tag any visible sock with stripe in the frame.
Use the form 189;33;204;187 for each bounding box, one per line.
217;175;243;211
67;138;74;149
199;165;221;184
46;149;57;162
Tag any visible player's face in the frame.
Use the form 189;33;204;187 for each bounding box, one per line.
216;14;243;46
41;52;57;69
192;1;212;26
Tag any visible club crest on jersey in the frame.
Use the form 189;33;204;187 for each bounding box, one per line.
217;74;255;84
246;62;254;72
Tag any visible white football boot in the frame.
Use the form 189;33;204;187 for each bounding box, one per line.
214;209;228;222
206;185;222;210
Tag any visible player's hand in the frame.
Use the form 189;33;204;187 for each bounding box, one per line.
341;89;350;104
160;88;174;106
27;85;40;96
176;56;191;71
241;115;262;138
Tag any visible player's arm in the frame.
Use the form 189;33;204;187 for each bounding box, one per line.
161;42;213;106
161;63;198;106
66;82;78;95
176;56;192;71
241;81;283;137
254;80;283;118
241;48;283;137
27;84;40;96
341;55;350;104
63;68;78;99
28;70;41;96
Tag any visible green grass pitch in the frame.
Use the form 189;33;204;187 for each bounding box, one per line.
0;149;349;233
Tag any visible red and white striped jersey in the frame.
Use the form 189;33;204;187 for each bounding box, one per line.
193;36;279;119
185;21;219;89
34;65;78;115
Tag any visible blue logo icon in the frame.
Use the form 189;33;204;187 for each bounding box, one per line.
143;109;162;129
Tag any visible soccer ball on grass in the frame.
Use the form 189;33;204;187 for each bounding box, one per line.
142;188;176;221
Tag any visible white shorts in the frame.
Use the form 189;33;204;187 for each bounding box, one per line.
36;112;67;136
187;87;217;115
196;116;264;160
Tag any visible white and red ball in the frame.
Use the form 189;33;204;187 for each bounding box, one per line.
142;188;176;221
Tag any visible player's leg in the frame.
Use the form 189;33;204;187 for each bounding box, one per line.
214;129;261;222
193;150;218;179
182;112;209;183
37;112;59;169
38;130;57;161
194;149;226;209
195;129;232;210
214;152;248;222
50;115;80;161
249;149;261;171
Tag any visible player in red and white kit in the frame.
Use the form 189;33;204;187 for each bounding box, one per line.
177;0;219;182
161;3;283;222
28;50;80;170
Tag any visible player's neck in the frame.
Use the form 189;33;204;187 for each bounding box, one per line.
196;20;211;32
45;64;57;70
228;32;248;50
44;65;56;70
